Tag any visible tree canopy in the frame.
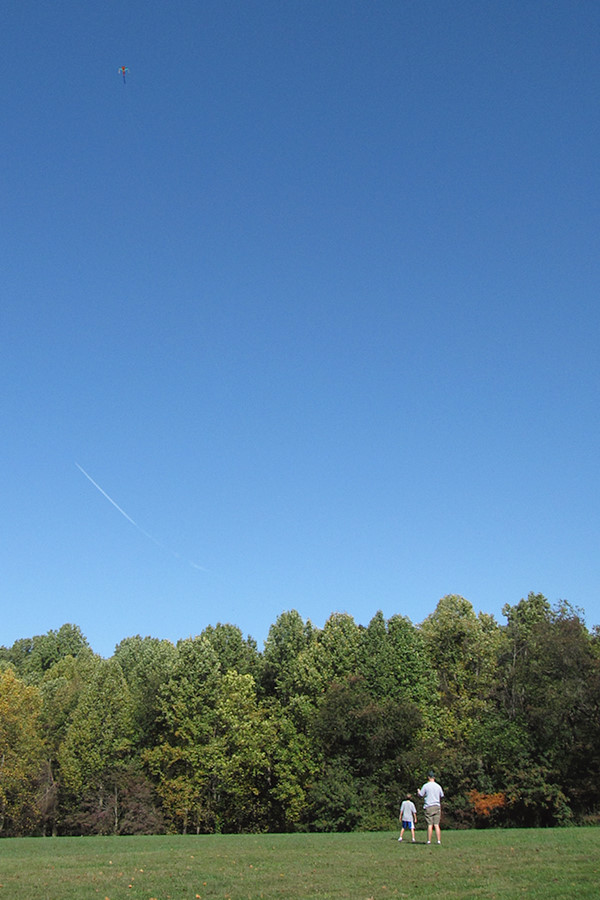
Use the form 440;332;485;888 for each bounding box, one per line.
1;594;599;836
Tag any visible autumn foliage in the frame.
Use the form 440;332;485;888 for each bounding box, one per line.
468;791;506;819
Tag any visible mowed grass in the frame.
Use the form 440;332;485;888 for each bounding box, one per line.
1;828;599;900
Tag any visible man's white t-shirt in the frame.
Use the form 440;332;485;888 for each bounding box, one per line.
418;781;444;807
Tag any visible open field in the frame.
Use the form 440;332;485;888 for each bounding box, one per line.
1;828;598;900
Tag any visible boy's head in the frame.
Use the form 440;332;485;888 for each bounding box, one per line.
405;792;412;800
428;770;435;780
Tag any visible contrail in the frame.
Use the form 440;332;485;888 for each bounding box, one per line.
76;463;139;527
75;463;207;571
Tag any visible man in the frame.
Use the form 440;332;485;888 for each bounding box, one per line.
418;771;444;844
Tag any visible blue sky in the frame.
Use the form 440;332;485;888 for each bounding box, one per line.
3;0;599;657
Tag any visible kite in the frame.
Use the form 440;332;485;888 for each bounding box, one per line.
118;66;130;84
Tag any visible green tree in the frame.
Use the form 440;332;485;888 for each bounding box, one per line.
40;651;101;750
421;595;502;706
418;596;505;819
499;592;553;722
0;668;45;835
145;638;280;833
309;674;421;831
113;635;177;747
203;671;274;832
58;658;135;833
0;624;90;685
39;650;101;834
200;623;260;680
262;699;317;831
292;612;361;706
260;610;315;702
498;595;600;823
357;611;436;707
143;636;222;833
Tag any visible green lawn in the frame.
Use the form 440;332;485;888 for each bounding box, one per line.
1;828;598;900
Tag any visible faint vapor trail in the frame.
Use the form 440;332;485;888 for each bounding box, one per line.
76;463;139;527
75;463;207;571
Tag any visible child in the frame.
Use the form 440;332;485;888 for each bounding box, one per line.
398;793;417;842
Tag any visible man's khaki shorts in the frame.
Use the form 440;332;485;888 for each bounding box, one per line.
424;805;441;826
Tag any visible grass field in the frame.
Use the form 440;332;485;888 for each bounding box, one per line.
1;828;598;900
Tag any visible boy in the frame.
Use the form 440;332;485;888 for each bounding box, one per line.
398;793;417;842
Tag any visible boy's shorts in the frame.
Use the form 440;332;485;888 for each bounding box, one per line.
401;820;414;830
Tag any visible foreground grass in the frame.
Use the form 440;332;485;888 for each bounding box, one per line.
1;828;598;900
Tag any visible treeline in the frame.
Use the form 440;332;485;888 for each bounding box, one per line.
1;593;599;837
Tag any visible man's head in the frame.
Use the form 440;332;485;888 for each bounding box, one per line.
428;770;435;781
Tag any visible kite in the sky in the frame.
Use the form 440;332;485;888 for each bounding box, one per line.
118;66;130;84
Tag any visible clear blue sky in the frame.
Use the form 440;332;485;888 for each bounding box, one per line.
3;1;599;658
